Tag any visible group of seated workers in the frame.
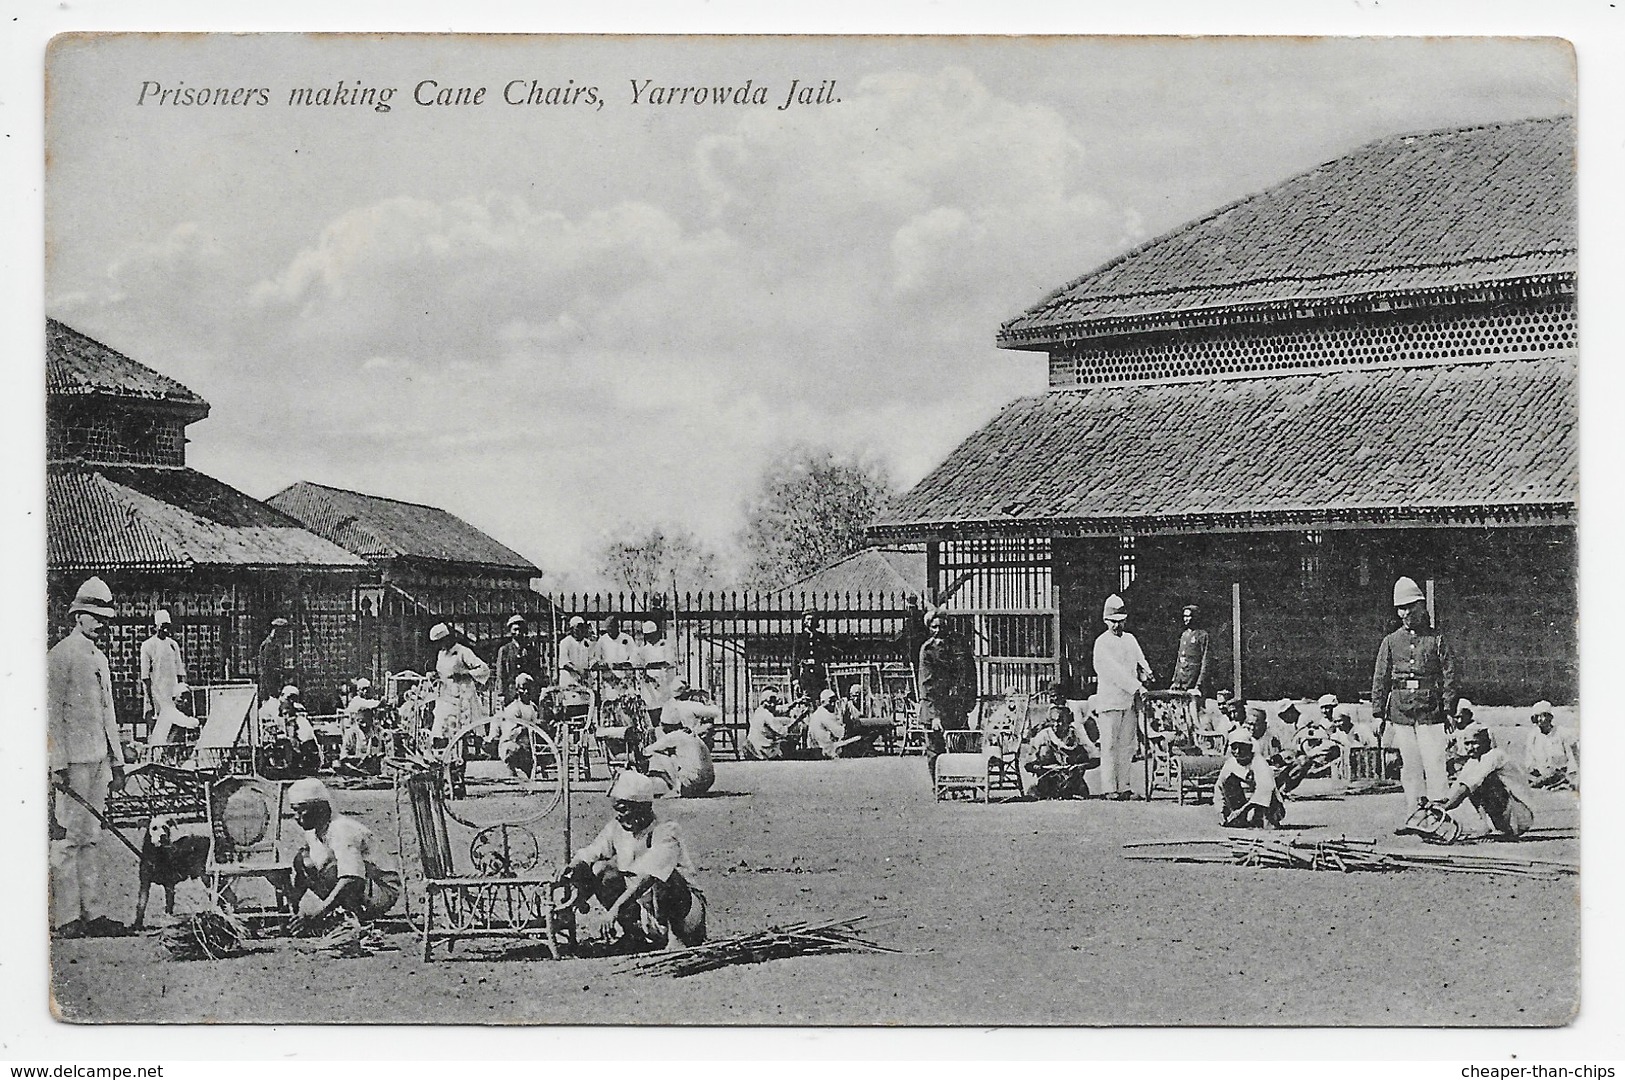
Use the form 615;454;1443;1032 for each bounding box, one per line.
744;683;887;761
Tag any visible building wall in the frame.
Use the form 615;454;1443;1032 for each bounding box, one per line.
48;568;360;737
46;402;189;466
1052;525;1575;706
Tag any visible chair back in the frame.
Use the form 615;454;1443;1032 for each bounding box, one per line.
188;685;257;771
401;770;457;880
206;776;291;869
942;729;985;755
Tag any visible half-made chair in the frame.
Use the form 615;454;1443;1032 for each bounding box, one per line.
205;775;296;922
399;770;576;962
934;729;990;802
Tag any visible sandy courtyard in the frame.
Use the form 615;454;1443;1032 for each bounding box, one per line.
49;750;1579;1027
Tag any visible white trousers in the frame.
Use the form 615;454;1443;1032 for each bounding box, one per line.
50;760;114;927
1391;722;1449;806
1096;708;1139;794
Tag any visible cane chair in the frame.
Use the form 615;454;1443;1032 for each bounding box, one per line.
399;769;576;961
205;775;296;921
103;762;209;828
978;693;1033;792
934;729;990;802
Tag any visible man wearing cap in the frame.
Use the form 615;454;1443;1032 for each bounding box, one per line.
592;614;636;706
808;688;850;759
140;609;186;730
745;689;797;760
1168;604;1211;698
1524;701;1579;791
918;608;977;780
1024;705;1098;799
493;673;542;776
1216;727;1285;828
256;617;290;706
495;614;539;707
560;771;707;951
430;623;491;743
1093;594;1152;800
792;610;843;703
558;616;594;688
1372;577;1457;825
635;621;675;725
645;712;716;798
48;577;132;938
663;678;723;742
1422;727;1534;841
339;678;383;773
1444;698;1484;779
287;778;400;934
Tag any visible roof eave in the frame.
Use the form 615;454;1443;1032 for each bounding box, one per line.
868;502;1577;543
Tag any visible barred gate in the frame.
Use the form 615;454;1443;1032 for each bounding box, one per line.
932;538;1061;697
544;590;919;729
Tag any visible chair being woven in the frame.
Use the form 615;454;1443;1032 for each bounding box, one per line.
399;770;576;962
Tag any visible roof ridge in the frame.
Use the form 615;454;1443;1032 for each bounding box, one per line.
286;479;460;515
46;317;210;407
1000;115;1574;336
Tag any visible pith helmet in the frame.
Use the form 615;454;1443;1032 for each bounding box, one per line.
1393;577;1426;607
69;577;116;619
1102;594;1128;622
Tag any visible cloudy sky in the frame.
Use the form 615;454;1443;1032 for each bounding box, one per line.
45;35;1574;582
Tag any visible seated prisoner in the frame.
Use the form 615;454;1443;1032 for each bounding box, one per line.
287;778;400;934
1216;728;1286;829
560;770;707;951
1024;706;1097;799
1524;700;1579;791
1425;727;1535;841
644;715;716;798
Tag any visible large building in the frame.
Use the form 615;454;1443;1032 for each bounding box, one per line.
46;318;367;726
267;482;547;680
870;117;1576;704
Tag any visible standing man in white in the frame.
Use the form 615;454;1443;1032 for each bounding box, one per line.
48;576;133;938
1092;594;1152;801
140;609;186;746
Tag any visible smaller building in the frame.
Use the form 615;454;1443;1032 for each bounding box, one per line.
781;546;927;596
267;482;549;680
46;318;367;727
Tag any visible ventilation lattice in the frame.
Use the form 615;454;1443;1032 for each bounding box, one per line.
1048;301;1576;387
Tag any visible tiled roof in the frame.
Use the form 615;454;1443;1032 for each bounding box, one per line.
870;358;1575;538
48;465;368;571
1000;117;1576;346
781;547;926;595
268;482;539;574
46;318;211;415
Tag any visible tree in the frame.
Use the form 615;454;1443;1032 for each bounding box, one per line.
738;444;898;589
592;522;721;594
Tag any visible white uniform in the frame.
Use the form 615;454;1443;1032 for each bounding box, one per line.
1092;630;1150;795
593;632;635;701
636;639;675;711
558;633;594;688
48;629;124;928
1525;727;1579;785
139;633;186;718
432;643;491;739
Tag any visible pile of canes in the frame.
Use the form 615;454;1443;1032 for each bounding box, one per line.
619;915;903;978
159;909;251;961
1123;837;1576;881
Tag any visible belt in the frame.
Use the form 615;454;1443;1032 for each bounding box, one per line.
1393;678;1436;691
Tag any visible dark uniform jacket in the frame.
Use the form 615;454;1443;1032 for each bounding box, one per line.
1169;628;1211;694
918;634;977;731
257;633;285;702
791;627;841;700
495;639;540;704
1372;624;1457;726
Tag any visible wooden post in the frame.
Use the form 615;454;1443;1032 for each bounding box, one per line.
1231;581;1243;699
1426;577;1438;630
925;541;941;605
1052;582;1063;696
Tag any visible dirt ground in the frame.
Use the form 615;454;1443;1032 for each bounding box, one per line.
51;722;1579;1027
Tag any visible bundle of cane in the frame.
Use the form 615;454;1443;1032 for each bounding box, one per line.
1124;837;1574;880
159;909;250;961
620;915;901;978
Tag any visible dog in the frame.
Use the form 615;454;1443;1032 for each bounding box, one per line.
134;814;212;929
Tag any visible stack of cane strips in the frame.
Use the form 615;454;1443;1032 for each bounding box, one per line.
621;915;901;978
1123;838;1574;880
159;909;250;961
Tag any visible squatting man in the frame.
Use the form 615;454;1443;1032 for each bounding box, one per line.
558;771;707;951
